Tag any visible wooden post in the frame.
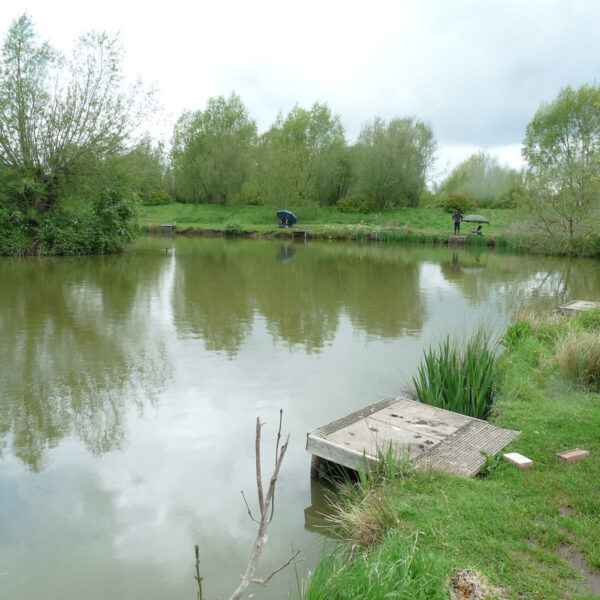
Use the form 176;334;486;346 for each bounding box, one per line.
310;455;324;479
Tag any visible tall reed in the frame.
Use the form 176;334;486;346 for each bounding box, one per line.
412;332;496;419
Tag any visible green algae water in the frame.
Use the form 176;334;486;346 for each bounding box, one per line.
1;236;599;599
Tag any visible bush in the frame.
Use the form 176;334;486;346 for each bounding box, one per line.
0;185;138;256
141;188;174;206
413;332;496;419
223;218;245;236
0;201;36;255
336;193;378;213
442;193;476;214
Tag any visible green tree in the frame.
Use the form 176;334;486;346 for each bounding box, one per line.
171;93;257;204
522;84;600;252
441;151;523;207
0;15;151;255
349;117;436;208
257;102;349;206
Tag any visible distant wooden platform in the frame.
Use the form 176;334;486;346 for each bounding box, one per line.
557;300;600;316
448;234;467;244
306;397;520;478
292;229;308;239
159;224;174;233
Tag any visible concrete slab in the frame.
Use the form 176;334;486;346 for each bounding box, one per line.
557;300;600;316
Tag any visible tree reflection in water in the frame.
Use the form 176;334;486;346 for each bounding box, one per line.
2;238;600;470
0;254;172;470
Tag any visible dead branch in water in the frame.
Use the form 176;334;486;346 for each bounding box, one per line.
194;411;300;600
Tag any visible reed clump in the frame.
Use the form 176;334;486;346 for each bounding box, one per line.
412;331;496;419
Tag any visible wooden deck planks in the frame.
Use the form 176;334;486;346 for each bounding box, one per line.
307;397;520;477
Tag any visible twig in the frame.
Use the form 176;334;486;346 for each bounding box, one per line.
241;490;259;524
270;409;283;521
194;544;204;600
250;549;301;584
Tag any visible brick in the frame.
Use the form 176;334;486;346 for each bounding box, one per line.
504;452;533;469
556;449;589;464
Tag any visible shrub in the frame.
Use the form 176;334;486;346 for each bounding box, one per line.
442;193;476;214
0;201;36;255
413;332;496;419
223;218;245;236
2;185;139;256
555;328;600;391
141;188;174;206
336;193;378;213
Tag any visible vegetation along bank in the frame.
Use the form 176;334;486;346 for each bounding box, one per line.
1;16;600;257
297;308;600;600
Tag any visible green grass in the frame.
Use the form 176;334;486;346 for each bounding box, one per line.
301;310;600;600
138;202;518;241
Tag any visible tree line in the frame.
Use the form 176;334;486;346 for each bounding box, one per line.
1;15;599;256
170;94;437;210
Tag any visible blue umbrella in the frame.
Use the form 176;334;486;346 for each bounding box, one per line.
277;210;297;226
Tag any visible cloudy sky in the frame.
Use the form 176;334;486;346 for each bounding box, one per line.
2;0;599;182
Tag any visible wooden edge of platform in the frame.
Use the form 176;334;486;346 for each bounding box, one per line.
307;433;379;472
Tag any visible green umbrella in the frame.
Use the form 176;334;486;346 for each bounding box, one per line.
462;214;490;224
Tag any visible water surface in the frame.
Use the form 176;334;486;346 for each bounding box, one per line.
1;237;598;599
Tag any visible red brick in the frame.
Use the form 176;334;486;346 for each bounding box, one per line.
556;449;589;464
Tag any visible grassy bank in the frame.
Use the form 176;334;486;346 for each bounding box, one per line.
301;310;600;599
139;203;522;248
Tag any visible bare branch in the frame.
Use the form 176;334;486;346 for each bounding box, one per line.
227;416;296;600
270;408;283;521
194;545;204;600
255;417;265;517
241;490;259;524
249;549;301;585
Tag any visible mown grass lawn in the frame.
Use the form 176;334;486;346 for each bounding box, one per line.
138;203;519;238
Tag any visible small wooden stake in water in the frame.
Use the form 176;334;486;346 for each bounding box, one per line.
194;544;204;600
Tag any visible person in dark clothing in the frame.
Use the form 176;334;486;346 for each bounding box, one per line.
452;210;463;234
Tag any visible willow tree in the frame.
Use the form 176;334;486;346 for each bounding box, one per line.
349;117;436;207
171;93;257;204
0;15;152;254
257;102;349;206
522;84;600;253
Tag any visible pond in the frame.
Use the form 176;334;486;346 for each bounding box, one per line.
1;236;599;599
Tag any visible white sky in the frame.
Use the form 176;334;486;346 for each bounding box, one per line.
2;0;600;183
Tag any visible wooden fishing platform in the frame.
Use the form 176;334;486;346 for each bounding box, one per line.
557;300;600;316
448;234;467;244
159;224;174;233
292;229;308;240
307;397;520;478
